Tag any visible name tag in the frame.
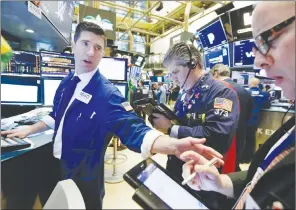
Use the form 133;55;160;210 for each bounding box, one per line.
245;194;261;209
77;91;92;104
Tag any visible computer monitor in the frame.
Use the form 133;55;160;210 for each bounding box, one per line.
98;57;128;81
113;82;128;99
231;70;256;86
132;55;145;68
42;78;63;106
1;75;42;105
2;50;40;75
233;39;255;67
230;5;254;41
40;50;75;77
129;66;142;80
204;44;230;71
196;19;228;50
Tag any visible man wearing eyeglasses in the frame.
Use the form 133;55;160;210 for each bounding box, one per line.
181;2;295;209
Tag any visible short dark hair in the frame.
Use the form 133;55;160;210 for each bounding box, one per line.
74;21;106;46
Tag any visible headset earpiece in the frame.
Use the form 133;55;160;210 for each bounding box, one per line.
185;44;197;70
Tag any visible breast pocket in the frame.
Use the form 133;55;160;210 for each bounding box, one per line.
75;110;98;132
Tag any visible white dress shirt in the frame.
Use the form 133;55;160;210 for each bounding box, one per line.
41;69;163;159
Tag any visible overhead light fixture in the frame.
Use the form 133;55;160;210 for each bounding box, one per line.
155;2;163;12
25;29;35;33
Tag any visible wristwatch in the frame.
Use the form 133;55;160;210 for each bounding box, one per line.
167;124;174;135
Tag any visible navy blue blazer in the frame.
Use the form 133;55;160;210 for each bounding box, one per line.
49;70;151;206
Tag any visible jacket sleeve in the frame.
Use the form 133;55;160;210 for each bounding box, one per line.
227;171;248;199
177;88;240;154
103;90;154;153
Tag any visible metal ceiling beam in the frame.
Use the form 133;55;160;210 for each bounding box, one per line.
148;4;186;32
100;1;183;26
149;3;223;45
116;25;160;36
149;13;183;25
117;1;161;41
184;2;192;32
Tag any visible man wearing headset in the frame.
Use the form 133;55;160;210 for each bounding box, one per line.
152;42;240;181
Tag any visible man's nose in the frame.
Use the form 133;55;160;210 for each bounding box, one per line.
254;50;274;70
86;46;95;56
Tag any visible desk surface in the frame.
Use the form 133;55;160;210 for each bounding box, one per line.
1;132;53;162
262;106;295;113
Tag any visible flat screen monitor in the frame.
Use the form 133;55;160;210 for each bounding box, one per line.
150;76;164;83
204;44;230;71
129;66;142;80
42;78;63;106
132;55;145;68
1;75;42;105
40;50;75;76
113;82;128;99
2;50;40;75
230;5;254;41
233;39;255;67
196;19;227;50
98;57;127;81
231;70;256;86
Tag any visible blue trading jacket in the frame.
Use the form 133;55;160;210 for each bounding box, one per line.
49;70;151;204
247;87;271;126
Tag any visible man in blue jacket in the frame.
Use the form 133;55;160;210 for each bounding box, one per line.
243;77;271;162
152;43;240;180
1;22;224;209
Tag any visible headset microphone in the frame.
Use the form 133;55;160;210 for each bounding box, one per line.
181;44;198;90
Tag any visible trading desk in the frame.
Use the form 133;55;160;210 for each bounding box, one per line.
256;106;295;150
1;133;55;209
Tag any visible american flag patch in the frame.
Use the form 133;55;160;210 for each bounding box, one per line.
214;98;233;112
121;102;133;112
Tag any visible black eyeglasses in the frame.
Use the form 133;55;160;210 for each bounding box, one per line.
253;16;295;55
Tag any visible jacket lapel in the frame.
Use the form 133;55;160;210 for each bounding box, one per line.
65;71;101;117
246;116;295;181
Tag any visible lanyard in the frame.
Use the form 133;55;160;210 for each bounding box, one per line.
259;131;295;171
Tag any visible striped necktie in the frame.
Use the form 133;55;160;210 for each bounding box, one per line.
234;147;294;209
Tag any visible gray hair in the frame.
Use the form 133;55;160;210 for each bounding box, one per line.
163;42;203;69
211;63;230;77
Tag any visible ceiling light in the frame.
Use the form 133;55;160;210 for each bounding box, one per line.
25;29;35;33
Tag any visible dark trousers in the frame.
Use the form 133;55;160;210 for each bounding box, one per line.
241;125;257;163
41;157;104;210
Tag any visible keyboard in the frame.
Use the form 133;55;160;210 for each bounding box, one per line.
1;136;31;153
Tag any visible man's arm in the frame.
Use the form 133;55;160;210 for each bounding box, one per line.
1;120;51;139
104;90;224;161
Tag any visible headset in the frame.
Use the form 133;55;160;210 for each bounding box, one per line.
181;43;198;89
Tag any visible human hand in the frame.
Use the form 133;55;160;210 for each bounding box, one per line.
1;125;33;139
152;113;172;133
181;151;233;197
174;137;224;166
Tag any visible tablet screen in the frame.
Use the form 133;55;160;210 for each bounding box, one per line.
137;163;208;209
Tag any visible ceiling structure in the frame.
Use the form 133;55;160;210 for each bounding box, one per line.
95;1;230;44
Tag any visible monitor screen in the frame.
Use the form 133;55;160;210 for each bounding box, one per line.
204;44;230;71
98;57;127;81
129;66;142;80
230;5;254;41
233;39;255;67
2;50;40;75
40;51;75;76
43;78;63;106
231;70;256;86
132;55;145;68
1;75;42;104
113;83;128;99
197;19;227;50
137;162;208;209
